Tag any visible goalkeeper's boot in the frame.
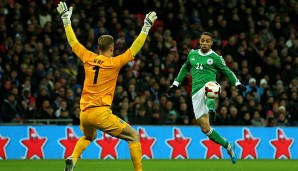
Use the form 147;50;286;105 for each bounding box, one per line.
64;157;75;171
227;142;237;164
208;109;216;124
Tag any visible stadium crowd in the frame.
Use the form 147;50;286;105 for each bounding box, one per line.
0;0;297;126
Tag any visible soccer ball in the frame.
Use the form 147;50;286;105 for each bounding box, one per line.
204;81;221;99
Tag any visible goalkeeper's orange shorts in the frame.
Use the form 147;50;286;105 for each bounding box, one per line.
79;106;127;139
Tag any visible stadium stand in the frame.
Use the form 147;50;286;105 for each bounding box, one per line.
0;0;297;126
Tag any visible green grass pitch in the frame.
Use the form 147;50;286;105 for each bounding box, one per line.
1;159;297;171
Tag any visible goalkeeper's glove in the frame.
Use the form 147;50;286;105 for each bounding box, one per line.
57;1;73;27
235;82;247;91
142;11;158;34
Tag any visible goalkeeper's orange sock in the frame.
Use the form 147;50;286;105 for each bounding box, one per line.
129;142;142;171
71;136;91;164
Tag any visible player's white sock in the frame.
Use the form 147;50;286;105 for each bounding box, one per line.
226;143;231;150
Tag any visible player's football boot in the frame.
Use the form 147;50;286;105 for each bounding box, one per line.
64;157;75;171
208;109;216;124
227;142;237;164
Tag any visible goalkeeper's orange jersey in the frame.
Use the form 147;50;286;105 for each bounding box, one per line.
72;42;134;111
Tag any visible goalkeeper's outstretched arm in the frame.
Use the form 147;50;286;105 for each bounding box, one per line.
65;26;78;47
130;12;157;56
57;1;78;47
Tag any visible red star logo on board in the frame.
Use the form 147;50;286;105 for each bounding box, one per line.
138;127;156;159
201;138;222;159
270;129;294;159
0;134;10;159
166;128;191;159
236;128;260;159
21;127;47;159
59;127;80;158
95;132;120;159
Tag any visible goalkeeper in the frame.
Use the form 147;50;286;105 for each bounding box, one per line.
57;2;157;171
168;32;246;164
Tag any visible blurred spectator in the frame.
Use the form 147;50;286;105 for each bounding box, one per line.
36;99;51;119
251;111;266;126
71;106;80;125
127;83;137;102
214;106;229;125
149;109;165;125
166;110;178;125
149;101;166;125
247;99;258;115
0;93;23;122
116;100;132;124
1;80;12;103
43;106;56;119
176;101;189;125
52;94;63;112
180;115;189;125
245;78;259;95
267;117;277;127
55;100;68;118
227;105;244;125
258;78;268;100
288;91;298;125
242;112;252;126
132;105;149;125
8;70;20;87
57;109;71;125
276;113;290;126
114;85;128;106
36;87;50;108
65;88;75;109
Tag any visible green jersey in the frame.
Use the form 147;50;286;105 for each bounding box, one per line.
174;49;239;95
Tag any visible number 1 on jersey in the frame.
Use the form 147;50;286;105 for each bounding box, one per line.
93;66;100;84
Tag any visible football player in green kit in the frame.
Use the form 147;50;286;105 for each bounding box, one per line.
168;32;246;164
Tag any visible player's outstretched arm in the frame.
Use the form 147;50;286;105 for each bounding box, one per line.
167;82;179;96
130;11;158;56
235;82;247;91
167;60;191;96
57;1;78;47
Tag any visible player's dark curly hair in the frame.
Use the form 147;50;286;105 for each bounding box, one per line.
200;32;213;41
